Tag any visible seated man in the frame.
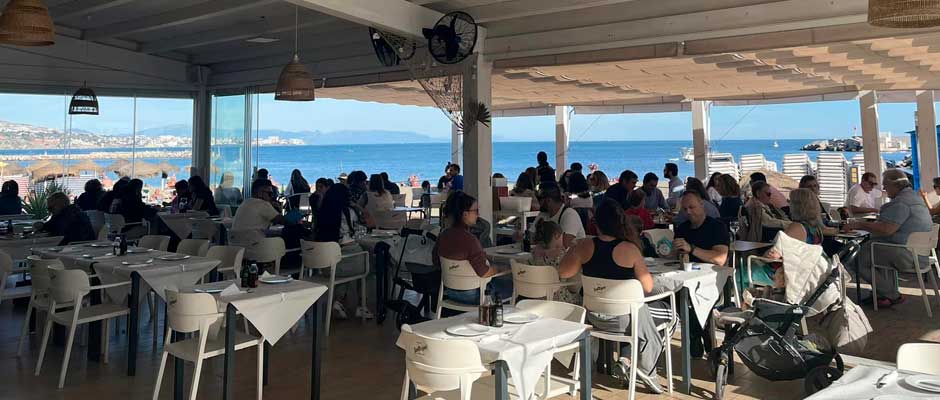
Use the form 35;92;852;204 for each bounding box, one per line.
844;169;932;307
749;172;788;210
526;184;586;248
37;192;96;245
230;179;286;257
640;172;669;211
744;181;791;242
845;172;880;216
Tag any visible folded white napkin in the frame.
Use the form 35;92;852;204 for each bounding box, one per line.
260;271;275;279
219;283;244;297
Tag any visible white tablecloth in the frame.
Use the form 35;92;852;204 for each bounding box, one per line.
158;211;209;239
34;242;220;302
187;279;327;345
647;260;732;329
0;235;63;261
806;365;940;399
399;312;587;400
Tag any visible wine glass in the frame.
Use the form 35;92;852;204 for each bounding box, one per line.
729;220;740;238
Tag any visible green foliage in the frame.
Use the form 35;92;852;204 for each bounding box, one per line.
22;181;69;220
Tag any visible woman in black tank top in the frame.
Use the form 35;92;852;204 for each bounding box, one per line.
560;198;653;293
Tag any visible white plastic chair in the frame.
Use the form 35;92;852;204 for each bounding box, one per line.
516;300;587;398
581;277;676;400
84;210;105;237
205;245;245;278
392;194;406;207
17;256;67;356
177;239;210;257
509;259;579;306
0;250;30;304
897;342;940;375
35;265;130;388
300;240;370;335
252;237;286;275
138;235;171;251
105;213;147;240
153;290;265;400
398;324;490;400
189;217;220;243
436;257;507;318
871;224;940;317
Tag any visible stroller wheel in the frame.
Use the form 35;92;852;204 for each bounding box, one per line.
709;349;730;400
803;366;843;396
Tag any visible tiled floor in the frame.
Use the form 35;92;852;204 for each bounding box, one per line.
1;275;938;400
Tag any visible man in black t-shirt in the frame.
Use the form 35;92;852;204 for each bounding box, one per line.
674;191;729;266
604;169;638;209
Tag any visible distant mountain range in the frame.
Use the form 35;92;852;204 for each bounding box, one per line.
131;124;445;144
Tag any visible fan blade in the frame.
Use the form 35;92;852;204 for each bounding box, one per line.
422;28;435;39
445;40;459;60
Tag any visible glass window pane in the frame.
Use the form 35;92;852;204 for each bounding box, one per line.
135;97;194;204
211;93;247;207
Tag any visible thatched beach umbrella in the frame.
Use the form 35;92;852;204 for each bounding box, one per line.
117;161;162;177
158;162;179;175
27;159;55;172
107;159;131;174
31;161;67;181
72;159;102;174
739;169;799;196
0;160;25;176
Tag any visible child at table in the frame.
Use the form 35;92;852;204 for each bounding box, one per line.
529;220;581;304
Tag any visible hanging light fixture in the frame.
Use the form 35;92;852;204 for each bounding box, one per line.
274;7;316;101
0;0;54;46
869;0;940;28
69;82;99;115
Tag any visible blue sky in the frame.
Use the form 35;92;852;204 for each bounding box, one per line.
0;92;923;142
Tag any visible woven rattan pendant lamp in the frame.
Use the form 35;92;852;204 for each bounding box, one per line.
0;0;55;46
68;82;99;115
274;7;315;101
869;0;940;27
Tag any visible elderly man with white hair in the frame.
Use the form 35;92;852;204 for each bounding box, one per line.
843;169;933;307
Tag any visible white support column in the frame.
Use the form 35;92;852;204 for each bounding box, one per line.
916;90;939;189
859;91;883;180
463;53;494;228
451;122;462;165
555;105;571;179
191;66;212;179
691;100;711;179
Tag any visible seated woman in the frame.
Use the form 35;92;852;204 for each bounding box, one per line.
589;170;610;207
188;175;219;216
432;191;512;305
170;179;192;213
624;189;654;230
0;180;23;215
716;174;743;223
285;169;311;210
365;174;394;216
743;188;823;293
116;179;158;236
75;179;104;211
559;198;670;393
530;220;580;304
509;172;539;211
566;172;594;209
921;177;940;222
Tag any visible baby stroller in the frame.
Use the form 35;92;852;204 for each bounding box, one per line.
708;266;845;399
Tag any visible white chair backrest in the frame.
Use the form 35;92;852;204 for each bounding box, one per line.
177;239;210;257
400;324;487;393
27;256;64;294
516;299;586;323
907;224;940;257
510;259;562;298
440;257;484;291
84;210;105;235
205;245;245;272
104;213;126;232
253;237;286;264
897;343;940;375
0;250;11;276
165;289;223;335
138;235;171;251
48;266;89;304
581;276;645;316
300;240;341;270
392;194;406;207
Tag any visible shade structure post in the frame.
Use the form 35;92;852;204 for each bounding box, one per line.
192;69;212;180
859;91;883;180
916;90;939;190
555;105;571;179
691;100;711;179
451;122;461;165
462;53;493;232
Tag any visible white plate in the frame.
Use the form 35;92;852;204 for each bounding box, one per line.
905;375;940;393
194;288;223;294
495;248;521;255
445;324;491;337
503;312;539;324
159;255;190;261
122;259;153;265
127;248;153;254
47;247;62;252
87;243;110;247
259;276;292;284
874;396;914;400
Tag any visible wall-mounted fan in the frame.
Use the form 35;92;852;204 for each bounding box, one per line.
370;27;400;67
422;11;477;65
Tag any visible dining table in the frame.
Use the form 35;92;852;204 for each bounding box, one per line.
398;309;591;400
805;364;940;399
0;235;63;261
33;241;221;377
156;210;209;239
181;279;328;400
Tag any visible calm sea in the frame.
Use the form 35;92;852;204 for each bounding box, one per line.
0;139;911;188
